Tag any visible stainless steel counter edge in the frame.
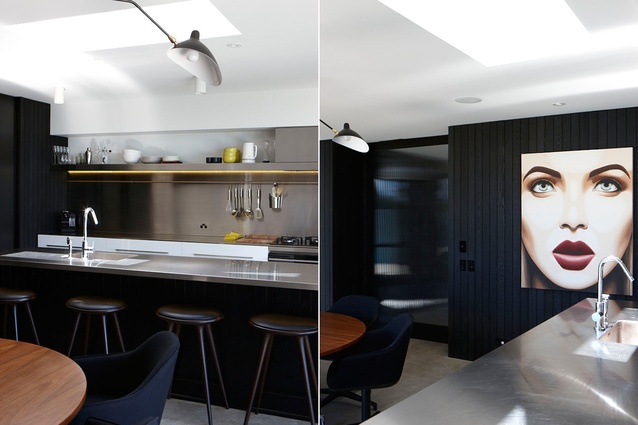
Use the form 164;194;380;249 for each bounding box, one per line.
0;249;317;291
362;298;638;424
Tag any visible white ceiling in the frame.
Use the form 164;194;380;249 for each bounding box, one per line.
320;0;638;143
0;0;318;105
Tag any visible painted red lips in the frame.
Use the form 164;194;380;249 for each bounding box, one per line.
553;240;595;271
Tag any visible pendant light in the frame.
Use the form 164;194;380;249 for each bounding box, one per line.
320;120;369;153
114;0;222;86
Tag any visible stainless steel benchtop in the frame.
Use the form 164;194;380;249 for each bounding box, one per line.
0;249;317;291
362;298;638;424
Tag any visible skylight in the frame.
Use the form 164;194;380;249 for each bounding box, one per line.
376;0;589;66
3;0;241;53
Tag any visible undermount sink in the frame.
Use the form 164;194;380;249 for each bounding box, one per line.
2;251;146;267
70;252;135;261
599;320;638;346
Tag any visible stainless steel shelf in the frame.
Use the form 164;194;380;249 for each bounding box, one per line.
65;162;318;183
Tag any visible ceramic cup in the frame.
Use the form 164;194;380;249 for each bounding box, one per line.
241;142;258;163
223;148;241;163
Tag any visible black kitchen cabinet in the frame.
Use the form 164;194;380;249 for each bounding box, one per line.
0;94;67;249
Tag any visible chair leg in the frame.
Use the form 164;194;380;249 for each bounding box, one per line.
243;333;273;425
196;325;213;425
205;324;229;409
68;313;82;356
296;336;317;425
112;313;126;352
24;302;39;345
361;389;372;421
320;389;377;411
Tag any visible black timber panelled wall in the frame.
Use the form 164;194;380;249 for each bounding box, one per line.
448;107;638;361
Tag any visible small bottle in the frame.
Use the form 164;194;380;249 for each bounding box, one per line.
85;148;92;164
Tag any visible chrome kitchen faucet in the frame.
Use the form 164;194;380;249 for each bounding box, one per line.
593;255;634;332
82;207;99;259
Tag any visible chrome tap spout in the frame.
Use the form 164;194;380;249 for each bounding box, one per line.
82;207;99;259
594;255;634;332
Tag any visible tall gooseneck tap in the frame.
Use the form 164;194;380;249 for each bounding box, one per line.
82;207;98;259
593;255;634;332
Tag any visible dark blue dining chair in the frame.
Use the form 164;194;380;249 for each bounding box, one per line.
70;331;180;425
325;313;414;422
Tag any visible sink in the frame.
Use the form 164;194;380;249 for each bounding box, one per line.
599;320;638;346
2;250;147;267
70;252;135;261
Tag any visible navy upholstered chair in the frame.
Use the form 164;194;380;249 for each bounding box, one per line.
325;313;414;422
70;331;180;425
327;295;380;330
321;295;381;409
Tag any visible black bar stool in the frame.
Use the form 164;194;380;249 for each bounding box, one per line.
244;313;318;425
156;304;229;425
66;295;127;356
0;288;39;345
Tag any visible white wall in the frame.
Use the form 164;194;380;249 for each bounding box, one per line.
51;87;317;136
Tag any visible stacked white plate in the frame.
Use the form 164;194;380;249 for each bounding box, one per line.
162;156;181;163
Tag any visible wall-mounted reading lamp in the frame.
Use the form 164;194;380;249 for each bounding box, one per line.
320;120;369;153
114;0;222;86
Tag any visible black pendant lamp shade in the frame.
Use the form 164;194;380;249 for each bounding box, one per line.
320;120;369;153
167;30;221;86
114;0;222;86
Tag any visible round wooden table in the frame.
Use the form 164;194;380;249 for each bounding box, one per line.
0;338;87;424
320;311;366;357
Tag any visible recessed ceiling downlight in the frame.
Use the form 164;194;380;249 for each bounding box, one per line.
455;96;482;104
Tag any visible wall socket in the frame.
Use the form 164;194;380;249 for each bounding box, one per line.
460;260;466;271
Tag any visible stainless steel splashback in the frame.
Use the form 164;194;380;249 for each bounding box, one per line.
67;182;318;240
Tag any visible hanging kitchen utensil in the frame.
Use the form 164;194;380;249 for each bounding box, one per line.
237;185;244;217
245;184;253;219
226;185;232;214
231;185;238;217
255;184;264;220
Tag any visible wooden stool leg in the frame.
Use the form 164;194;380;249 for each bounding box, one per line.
68;313;82;356
2;304;6;338
84;314;91;354
112;313;125;352
101;314;110;354
205;324;229;409
244;333;273;425
296;336;317;425
11;304;18;341
24;302;39;345
196;325;213;425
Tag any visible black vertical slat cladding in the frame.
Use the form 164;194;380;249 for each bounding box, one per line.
449;106;638;361
14;97;67;248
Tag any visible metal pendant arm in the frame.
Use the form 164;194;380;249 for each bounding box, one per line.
113;0;177;45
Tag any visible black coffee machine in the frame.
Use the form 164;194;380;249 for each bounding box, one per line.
60;210;77;235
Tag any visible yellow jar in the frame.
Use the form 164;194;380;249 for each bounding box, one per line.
223;148;241;163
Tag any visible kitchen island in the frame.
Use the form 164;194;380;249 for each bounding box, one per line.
0;248;317;421
363;298;638;424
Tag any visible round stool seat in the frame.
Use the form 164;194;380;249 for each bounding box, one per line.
156;304;223;324
0;288;37;303
67;295;127;313
249;313;318;336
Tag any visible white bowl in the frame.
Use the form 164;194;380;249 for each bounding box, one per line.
141;156;162;164
122;149;142;164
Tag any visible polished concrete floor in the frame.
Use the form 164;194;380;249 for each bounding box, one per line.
160;339;470;425
320;339;471;425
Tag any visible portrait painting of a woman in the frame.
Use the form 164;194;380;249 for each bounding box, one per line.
521;147;633;294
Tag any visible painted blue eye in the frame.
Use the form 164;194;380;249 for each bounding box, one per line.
531;180;555;193
594;179;620;193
